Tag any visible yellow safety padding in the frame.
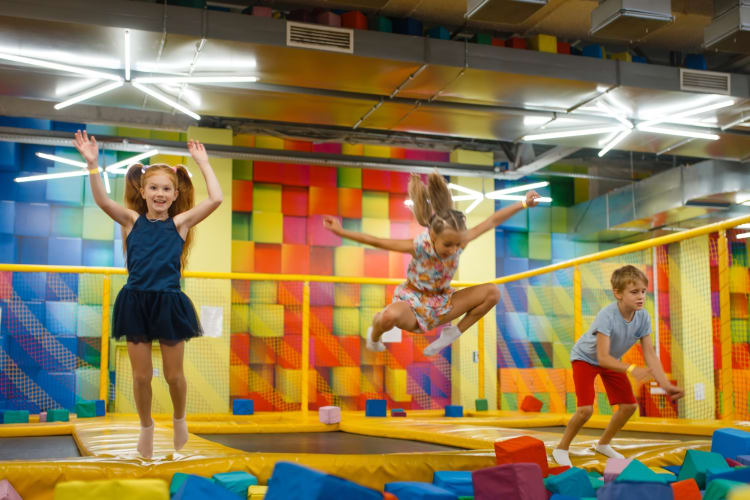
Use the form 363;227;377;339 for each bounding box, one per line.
54;479;168;500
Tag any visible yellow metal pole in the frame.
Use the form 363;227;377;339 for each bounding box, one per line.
477;316;485;400
301;281;310;418
574;266;582;341
717;230;734;421
99;275;111;402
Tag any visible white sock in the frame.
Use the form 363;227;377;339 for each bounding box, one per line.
173;416;188;451
366;326;386;352
137;423;154;459
552;448;572;467
423;325;462;356
595;443;624;459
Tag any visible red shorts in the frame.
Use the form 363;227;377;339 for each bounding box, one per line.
572;360;636;407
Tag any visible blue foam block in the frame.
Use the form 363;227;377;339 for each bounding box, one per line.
45;301;77;335
2;299;45;335
94;399;105;416
712;428;750;460
170;472;190;498
432;471;472;496
684;54;707;70
365;399;386;417
0;117;51;130
0;202;14;233
544;467;595;497
17;236;48;264
47;237;83;266
212;471;258;497
265;462;382;500
12;272;47;301
15;173;47;203
662;465;681;475
0;234;15;263
9;333;77;372
82;239;114;267
0;142;20;171
583;44;604;58
427;27;450;40
52;121;85;133
385;481;457;499
173;474;239;500
46;272;78;301
737;455;750;466
444;405;463;417
0;173;18;202
706;466;750;484
35;371;76;410
21;145;55;173
233;398;254;415
597;481;673;500
392;18;422;36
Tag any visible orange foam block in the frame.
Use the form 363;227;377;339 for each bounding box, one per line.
309;186;338;215
521;394;543;412
494;435;549;476
671;478;701;500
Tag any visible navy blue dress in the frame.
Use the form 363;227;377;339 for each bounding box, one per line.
112;215;202;343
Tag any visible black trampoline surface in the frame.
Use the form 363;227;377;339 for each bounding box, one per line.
198;431;465;454
0;435;81;460
532;426;705;442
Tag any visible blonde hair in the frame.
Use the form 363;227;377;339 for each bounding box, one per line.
123;163;195;271
611;265;649;292
407;172;466;234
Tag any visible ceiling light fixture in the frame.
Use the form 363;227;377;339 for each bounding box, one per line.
14;168;102;183
522;126;626;141
598;129;632;157
485;181;549;199
637;126;720;140
54;81;125;110
0;51;122;81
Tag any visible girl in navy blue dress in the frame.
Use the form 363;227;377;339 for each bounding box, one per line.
73;130;223;459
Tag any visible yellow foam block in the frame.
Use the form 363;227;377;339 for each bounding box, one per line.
362;218;390;239
249;364;275;393
248;485;268;500
363;144;391;158
150;153;183;166
361;285;386;307
332;366;361;396
231;304;250;333
231;241;255;273
553;343;572;369
385;367;411;402
449;149;493;166
360;308;381;338
275;366;317;403
231;364;249;396
342;143;364;156
609;51;632;62
333;307;360;336
729;485;750;499
250;281;278;304
252;212;283;243
362;191;389;218
255;135;284;149
253;183;282;212
361;365;384;392
234;133;255;147
730;266;750;293
528;34;557;53
334;283;360;307
54;479;169;500
334;246;364;276
249;304;284;337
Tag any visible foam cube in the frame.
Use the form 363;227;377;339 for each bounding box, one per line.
265;462;382;500
521;395;543;412
737;455;750;466
48;408;69;422
75;400;96;418
472;463;546;500
0;479;22;500
704;479;747;500
248;485;268;500
212;471;258;497
233;399;254;415
475;399;489;411
494;436;549;476
391;409;406;417
39;411;47;422
544;467;595;497
615;459;669;484
319;405;341;424
597;481;673;500
1;410;28;424
706;466;750;484
671;478;701;499
54;479;169;500
341;10;367;30
365;399;386;417
172;475;239;500
433;471;473;497
712;428;750;460
604;458;632;482
169;473;189;498
678;449;732;488
445;405;463;417
384;482;457;499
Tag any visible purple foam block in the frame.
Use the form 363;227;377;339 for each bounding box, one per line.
604;458;633;482
472;463;546;500
318;406;341;424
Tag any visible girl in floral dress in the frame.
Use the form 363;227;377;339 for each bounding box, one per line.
323;172;539;355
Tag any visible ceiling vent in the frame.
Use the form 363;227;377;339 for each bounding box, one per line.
590;0;674;39
465;0;548;25
680;68;731;94
703;1;750;54
286;22;353;54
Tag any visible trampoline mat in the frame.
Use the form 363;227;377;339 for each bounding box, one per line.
0;435;81;460
531;426;704;442
198;431;465;454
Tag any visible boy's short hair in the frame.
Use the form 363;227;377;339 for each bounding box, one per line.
611;265;648;291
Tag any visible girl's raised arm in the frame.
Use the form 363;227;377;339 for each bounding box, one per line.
323;215;414;255
461;190;541;245
173;140;223;232
73;130;138;228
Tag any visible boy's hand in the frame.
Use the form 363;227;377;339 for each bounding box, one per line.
187;140;209;165
322;215;343;235
73;130;99;164
663;383;684;401
525;190;541;208
630;366;652;383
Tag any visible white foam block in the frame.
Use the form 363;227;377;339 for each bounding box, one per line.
380;327;402;343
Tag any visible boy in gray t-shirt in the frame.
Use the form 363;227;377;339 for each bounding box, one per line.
552;265;683;467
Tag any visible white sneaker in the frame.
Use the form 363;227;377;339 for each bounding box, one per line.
423;324;462;356
595;443;624;459
366;326;386;352
552;448;572;467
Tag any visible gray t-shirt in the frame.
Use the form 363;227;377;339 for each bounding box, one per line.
570;302;651;366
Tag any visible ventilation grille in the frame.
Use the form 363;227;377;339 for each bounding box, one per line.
680;68;731;95
287;22;353;54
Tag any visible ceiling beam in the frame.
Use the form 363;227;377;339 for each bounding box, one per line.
505;145;580;179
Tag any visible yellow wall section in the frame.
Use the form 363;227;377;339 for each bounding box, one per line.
450;176;497;411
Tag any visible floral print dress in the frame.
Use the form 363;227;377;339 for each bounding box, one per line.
392;230;463;333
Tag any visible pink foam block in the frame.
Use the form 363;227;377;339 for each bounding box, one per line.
604;458;633;482
0;479;23;500
39;411;47;422
319;405;341;424
472;463;546;500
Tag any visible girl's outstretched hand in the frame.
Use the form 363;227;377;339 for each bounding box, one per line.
187;140;209;165
525;190;541;208
322;215;343;235
73;130;99;164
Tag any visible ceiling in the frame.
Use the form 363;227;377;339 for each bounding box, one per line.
0;0;748;183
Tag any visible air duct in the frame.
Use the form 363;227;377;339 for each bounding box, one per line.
465;0;548;25
590;0;674;39
704;0;750;54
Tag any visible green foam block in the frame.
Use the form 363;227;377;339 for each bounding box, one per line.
2;410;29;423
616;459;669;484
47;409;70;422
475;399;489;411
678;449;731;489
75;401;97;418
